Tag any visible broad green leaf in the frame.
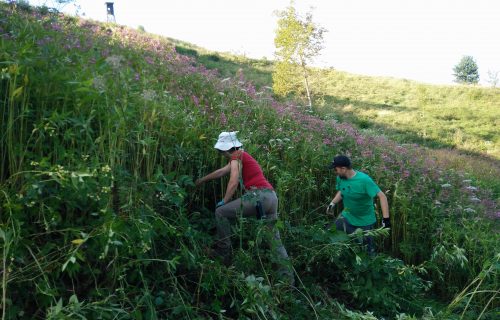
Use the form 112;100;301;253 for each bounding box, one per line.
62;256;76;271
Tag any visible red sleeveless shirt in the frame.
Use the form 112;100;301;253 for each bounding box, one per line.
230;151;273;191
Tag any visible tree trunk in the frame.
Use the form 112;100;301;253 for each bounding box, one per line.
301;62;312;109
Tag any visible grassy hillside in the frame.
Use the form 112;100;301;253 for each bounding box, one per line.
175;40;500;195
0;3;498;319
183;42;500;162
313;70;499;157
313;70;500;196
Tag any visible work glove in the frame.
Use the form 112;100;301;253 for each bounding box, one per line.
382;217;391;228
216;200;225;208
326;201;336;215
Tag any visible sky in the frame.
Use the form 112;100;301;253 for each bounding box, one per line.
27;0;500;85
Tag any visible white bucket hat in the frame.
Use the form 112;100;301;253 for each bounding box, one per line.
214;131;243;151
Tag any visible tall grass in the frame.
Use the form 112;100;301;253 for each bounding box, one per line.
0;3;498;319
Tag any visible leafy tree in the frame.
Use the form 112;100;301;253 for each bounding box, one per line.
486;69;498;87
453;55;480;84
273;3;326;108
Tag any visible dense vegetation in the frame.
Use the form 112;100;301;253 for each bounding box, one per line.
1;3;498;319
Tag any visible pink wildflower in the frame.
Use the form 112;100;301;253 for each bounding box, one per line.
219;112;227;126
192;95;199;107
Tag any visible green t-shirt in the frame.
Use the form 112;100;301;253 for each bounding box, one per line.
336;171;381;226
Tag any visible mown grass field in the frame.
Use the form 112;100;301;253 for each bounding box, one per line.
0;3;498;319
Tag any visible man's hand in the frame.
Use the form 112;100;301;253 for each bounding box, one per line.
382;217;391;228
195;178;203;187
326;201;336;215
216;200;225;208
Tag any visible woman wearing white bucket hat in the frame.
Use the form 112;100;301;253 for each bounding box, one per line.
195;131;294;285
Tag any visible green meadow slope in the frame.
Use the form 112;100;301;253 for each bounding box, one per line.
0;3;498;319
311;70;500;155
174;40;500;195
180;41;500;160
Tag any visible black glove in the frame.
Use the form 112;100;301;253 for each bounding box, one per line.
382;217;391;228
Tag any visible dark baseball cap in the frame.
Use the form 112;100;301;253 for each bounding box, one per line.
328;155;351;169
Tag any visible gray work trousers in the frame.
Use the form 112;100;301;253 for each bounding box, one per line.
215;189;294;283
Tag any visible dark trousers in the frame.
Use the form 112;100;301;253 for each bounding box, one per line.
335;216;375;254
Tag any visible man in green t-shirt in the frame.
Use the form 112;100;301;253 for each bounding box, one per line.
326;155;390;253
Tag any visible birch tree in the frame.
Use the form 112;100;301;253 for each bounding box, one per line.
273;4;326;108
